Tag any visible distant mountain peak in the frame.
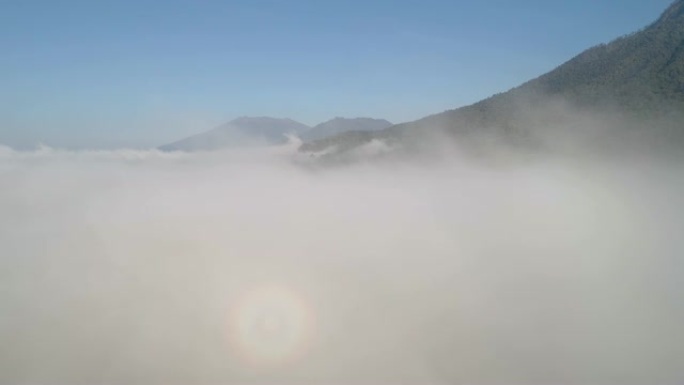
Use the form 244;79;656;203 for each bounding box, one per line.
299;117;393;142
160;117;309;152
230;116;306;127
319;117;392;126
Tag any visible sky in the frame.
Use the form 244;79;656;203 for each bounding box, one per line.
0;0;675;149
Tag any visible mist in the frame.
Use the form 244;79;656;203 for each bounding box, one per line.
1;141;683;385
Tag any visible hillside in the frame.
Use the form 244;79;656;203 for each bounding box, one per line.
160;117;310;152
299;118;392;142
302;0;684;156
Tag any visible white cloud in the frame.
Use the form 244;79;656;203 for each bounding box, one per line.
0;145;682;384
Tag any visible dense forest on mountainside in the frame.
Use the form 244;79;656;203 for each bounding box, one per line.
302;0;684;156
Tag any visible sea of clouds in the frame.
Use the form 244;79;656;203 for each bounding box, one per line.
0;142;682;385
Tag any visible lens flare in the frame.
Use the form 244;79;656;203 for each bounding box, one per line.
227;284;316;367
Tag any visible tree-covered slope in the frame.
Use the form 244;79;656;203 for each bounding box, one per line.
302;0;684;155
526;0;683;110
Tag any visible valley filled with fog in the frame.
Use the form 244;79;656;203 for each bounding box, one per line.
1;144;682;384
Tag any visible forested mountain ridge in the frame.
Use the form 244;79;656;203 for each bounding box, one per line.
301;0;684;156
526;0;683;110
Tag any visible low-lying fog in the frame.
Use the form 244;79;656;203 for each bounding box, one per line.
0;143;682;385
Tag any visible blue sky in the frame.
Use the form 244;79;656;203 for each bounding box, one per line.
0;0;674;148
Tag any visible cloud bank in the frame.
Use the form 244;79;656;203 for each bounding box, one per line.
0;144;682;385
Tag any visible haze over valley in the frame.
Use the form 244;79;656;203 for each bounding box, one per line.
1;1;683;385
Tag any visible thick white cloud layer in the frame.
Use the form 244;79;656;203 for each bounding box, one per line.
0;144;683;384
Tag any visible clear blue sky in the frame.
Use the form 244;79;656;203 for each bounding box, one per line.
0;0;674;148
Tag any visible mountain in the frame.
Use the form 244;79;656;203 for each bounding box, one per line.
160;117;310;152
299;118;393;142
302;0;684;156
